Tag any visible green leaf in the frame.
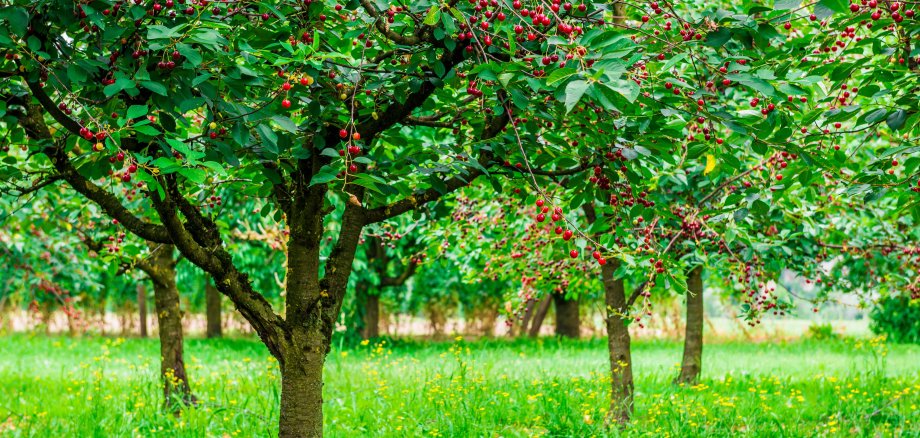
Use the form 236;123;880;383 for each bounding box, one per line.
546;68;578;86
126;105;148;120
774;0;801;10
271;115;298;133
609;80;639;103
67;64;88;84
733;207;750;222
133;124;161;136
886;109;907;131
3;7;29;36
232;122;249;146
147;24;182;40
139;80;168;96
176;43;202;67
705;28;732;47
309;164;339;186
178;167;207;184
564;80;589;113
256;124;278;155
865;108;888;124
104;78;136;97
726;73;775;97
423;7;441;26
817;0;849;14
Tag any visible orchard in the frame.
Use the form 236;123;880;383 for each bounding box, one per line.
1;0;920;436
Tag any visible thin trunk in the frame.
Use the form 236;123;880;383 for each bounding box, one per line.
205;282;222;338
148;244;195;406
363;294;379;339
518;299;537;337
602;262;633;425
675;266;704;385
552;293;581;338
527;294;553;338
278;351;326;438
138;283;148;337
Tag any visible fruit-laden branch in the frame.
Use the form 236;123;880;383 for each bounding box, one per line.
626;281;649;308
355;44;467;139
505;159;598;177
403;116;456;128
24;80;84;137
79;231;172;285
0;174;64;197
12;95;174;244
150;176;288;360
359;0;429;46
363;109;510;224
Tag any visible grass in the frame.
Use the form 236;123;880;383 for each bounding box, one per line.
0;334;918;437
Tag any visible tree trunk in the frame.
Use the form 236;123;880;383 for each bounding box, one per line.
528;294;553;338
205;282;222;338
675;266;704;385
278;350;326;438
137;283;148;338
363;293;380;339
552;293;581;338
148;244;195;406
602;262;633;425
518;298;537;337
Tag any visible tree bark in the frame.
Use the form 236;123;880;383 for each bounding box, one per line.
278;350;326;438
552;293;581;338
602;262;633;425
146;244;195;406
205;282;222;338
528;294;553;338
675;266;704;385
363;293;380;339
138;283;148;338
518;298;537;337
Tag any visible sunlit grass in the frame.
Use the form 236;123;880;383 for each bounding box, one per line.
0;334;918;436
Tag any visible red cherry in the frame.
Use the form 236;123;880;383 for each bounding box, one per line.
569;250;579;258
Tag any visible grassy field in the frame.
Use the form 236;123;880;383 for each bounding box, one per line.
0;334;918;437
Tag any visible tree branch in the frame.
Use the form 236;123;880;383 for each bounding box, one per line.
150;176;288;359
12;95;173;243
363;108;509;224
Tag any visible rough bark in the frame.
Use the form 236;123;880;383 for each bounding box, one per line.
138;283;148;338
602;262;634;425
363;293;380;339
552;293;581;338
676;266;704;385
205;282;222;338
278;351;326;438
527;294;553;338
144;244;195;406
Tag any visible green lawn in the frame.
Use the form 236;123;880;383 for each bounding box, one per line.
0;334;918;437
